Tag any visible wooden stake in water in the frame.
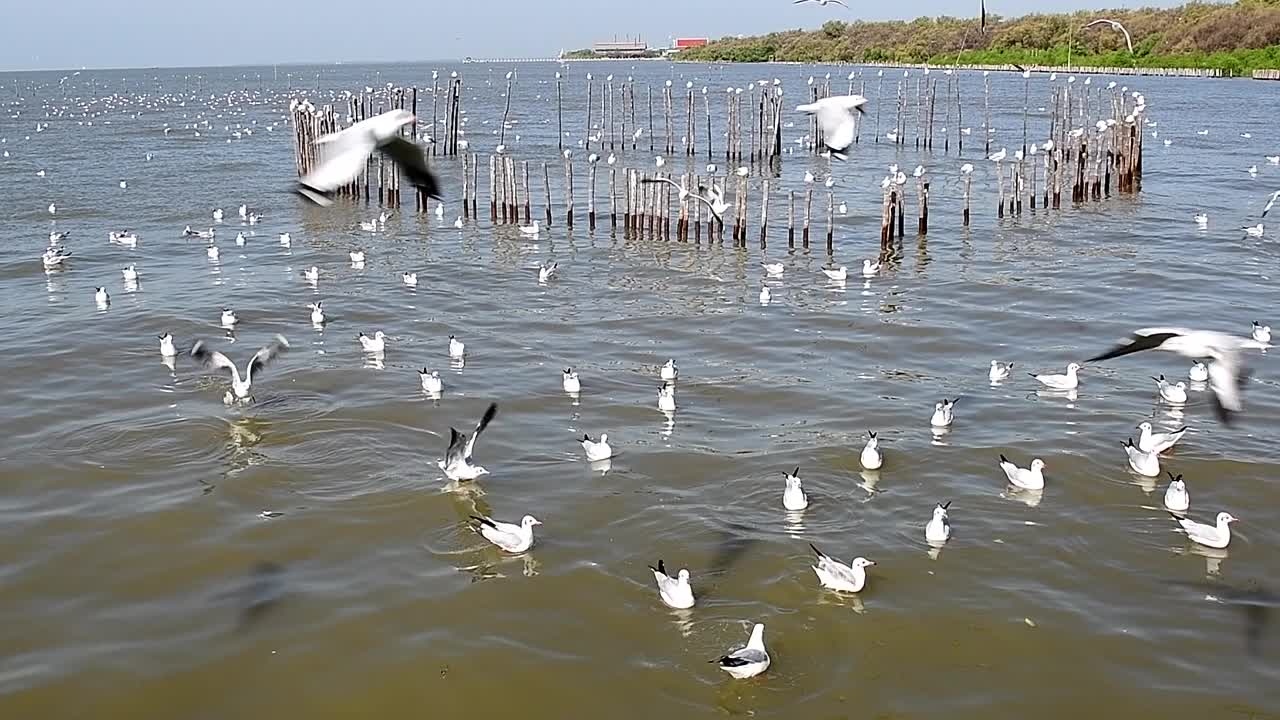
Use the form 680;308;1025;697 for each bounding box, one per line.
564;157;575;228
803;188;813;248
759;179;770;248
788;190;796;247
984;73;992;156
556;72;564;150
963;173;972;226
588;160;598;231
543;162;553;224
826;191;835;254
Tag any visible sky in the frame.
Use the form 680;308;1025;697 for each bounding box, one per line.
0;0;1185;72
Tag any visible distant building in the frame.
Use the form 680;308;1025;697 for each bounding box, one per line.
673;38;708;50
592;39;649;57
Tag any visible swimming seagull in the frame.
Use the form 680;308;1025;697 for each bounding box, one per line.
1164;473;1190;512
821;265;848;281
1123;438;1160;477
860;431;882;470
358;331;386;353
861;259;880;277
810;543;874;593
42;246;71;269
1029;362;1081;390
519;221;540;236
402;272;418;287
660;359;678;381
94;287;110;306
419;368;443;394
159;333;178;357
761;261;784;276
448;335;466;358
454;216;464;229
1251;321;1270;343
1087;327;1269;424
930;398;957;428
1153;374;1188;404
1193;212;1208;227
795;95;867;159
711;623;770;679
758;285;771;305
309;302;325;325
439;402;498;480
562;368;580;393
221;308;238;327
303;266;319;283
349;249;365;265
1170;511;1237;549
297;109;440;206
189;335;290;402
470;513;540;553
1243;223;1265;238
657;381;676;412
580;433;613;461
49;230;69;243
782;467;808;510
999;454;1045;490
989;360;1013;383
1136;421;1186;454
648;560;695;609
539;262;558;283
121;264;139;282
926;501;951;545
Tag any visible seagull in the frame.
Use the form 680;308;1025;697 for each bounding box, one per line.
793;0;848;6
1263;190;1280;217
648;560;695;609
297;109;440;206
860;431;883;470
189;335;290;402
349;249;366;264
206;244;220;260
158;333;178;357
989;360;1013;383
121;264;139;282
278;232;291;247
1030;362;1081;390
660;359;678;381
1164;473;1190;513
712;623;770;679
238;204;248;219
758;285;771;305
810;544;874;593
538;261;558;283
309;302;325;325
1153;374;1188;404
1268;156;1280;165
930;398;957;428
989;148;1007;162
838;201;848;214
213;208;224;223
861;259;880;277
581;433;613;461
402;272;419;287
1136;421;1186;454
221;308;238;327
821;265;848;281
303;266;319;283
559;368;581;393
419;368;443;394
1087;327;1269;424
782;467;808;511
804;171;815;184
926;501;951;545
448;335;466;358
1170;511;1237;549
641;177;728;222
439;402;498;480
358;331;386;353
1243;223;1265;238
657;381;676;412
41;246;71;269
999;455;1045;490
236;232;247;246
470;513;540;553
761;261;784;277
49;230;69;243
94;287;110;306
520;220;540;236
1248;165;1259;177
1189;361;1209;382
1193;212;1208;227
454;216;464;229
1251;321;1271;343
1123;438;1160;477
795;95;867;158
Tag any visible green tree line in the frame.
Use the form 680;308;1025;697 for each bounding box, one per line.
677;1;1280;74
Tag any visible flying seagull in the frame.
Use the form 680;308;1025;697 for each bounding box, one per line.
297;109;440;206
793;0;848;6
795;95;868;159
641;177;728;222
190;335;290;402
438;402;498;480
1083;18;1134;54
1087;328;1269;424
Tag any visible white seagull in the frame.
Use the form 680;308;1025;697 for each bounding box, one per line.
761;261;784;277
94;287;110;306
989;360;1014;383
520;220;540;236
402;272;418;287
189;335;290;402
795;94;867;158
1153;374;1188;404
862;259;881;277
1251;321;1271;343
122;265;139;282
1189;361;1209;382
562;368;580;393
657;381;676;412
860;431;882;470
809;543;875;593
925;501;951;545
419;368;443;394
1088;327;1269;424
297;109;440;206
712;624;770;679
470;513;540;553
1164;473;1189;513
1170;511;1237;549
358;331;386;353
1123;438;1160;477
782;467;808;511
648;560;695;609
42;246;72;269
999;454;1045;490
580;433;613;461
439;402;498;480
448;335;466;358
1031;362;1080;390
930;398;957;428
660;359;678;381
309;302;325;325
641;177;729;222
158;333;178;357
1136;421;1187;454
1243;223;1265;238
539;261;558;283
221;308;238;327
821;265;848;281
1193;212;1208;227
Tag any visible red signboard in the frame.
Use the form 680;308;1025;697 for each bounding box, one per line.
674;38;708;49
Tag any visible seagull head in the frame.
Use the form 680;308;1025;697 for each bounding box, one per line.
521;515;542;529
1030;458;1046;472
852;557;876;569
1066;362;1081;373
1218;512;1239;526
1136;421;1153;433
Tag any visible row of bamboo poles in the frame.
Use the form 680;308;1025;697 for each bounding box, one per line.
288;73;1144;254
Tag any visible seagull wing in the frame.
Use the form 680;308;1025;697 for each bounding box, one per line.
378;136;442;199
463;402;498;461
444;427;467;468
190;340;240;381
1087;330;1183;362
688;191;725;222
301;131;377;192
247;335;290;382
641;177;682;192
1207;350;1249;424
